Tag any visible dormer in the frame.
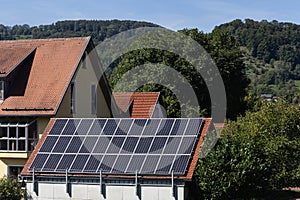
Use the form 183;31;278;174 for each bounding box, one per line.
0;46;36;102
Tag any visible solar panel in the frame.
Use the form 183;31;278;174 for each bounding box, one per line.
52;136;71;153
39;136;58;152
56;155;76;171
128;119;147;135
126;155;145;173
88;119;106;135
66;137;84;153
43;154;62;171
156;119;174;135
29;118;204;176
48;119;67;135
70;155;89;172
61;119;80;135
76;119;93;135
30;154;49;170
83;155;102;172
156;155;175;174
115;119;133;135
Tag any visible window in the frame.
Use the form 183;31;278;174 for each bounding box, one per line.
8;166;23;178
0;81;4;102
70;81;76;114
82;51;87;69
91;84;97;115
0;121;37;152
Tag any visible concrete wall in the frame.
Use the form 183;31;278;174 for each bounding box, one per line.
25;182;184;200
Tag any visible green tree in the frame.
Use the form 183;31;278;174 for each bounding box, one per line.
0;176;23;200
109;29;249;119
195;100;300;199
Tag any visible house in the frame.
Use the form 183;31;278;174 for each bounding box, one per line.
113;92;165;118
0;37;113;178
21;117;211;200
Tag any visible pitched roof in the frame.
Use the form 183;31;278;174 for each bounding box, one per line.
113;92;160;118
0;37;90;115
21;117;212;180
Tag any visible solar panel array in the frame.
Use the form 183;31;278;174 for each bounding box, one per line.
29;118;203;175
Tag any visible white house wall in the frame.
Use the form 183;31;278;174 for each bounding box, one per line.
25;182;184;200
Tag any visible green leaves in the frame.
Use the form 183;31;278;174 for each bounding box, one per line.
195;100;300;199
0;176;23;200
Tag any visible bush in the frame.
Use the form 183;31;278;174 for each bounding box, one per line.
195;100;300;199
0;176;23;200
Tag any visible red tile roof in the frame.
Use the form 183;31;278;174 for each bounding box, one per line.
0;37;90;115
113;92;160;118
21;118;212;181
0;46;36;77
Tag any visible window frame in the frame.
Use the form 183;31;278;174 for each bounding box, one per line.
91;83;97;115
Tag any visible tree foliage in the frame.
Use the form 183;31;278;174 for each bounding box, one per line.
217;19;300;103
195;100;300;199
109;28;249;119
0;176;23;200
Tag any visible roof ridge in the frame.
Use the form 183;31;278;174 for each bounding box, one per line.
0;36;91;43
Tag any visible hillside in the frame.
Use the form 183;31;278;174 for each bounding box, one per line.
216;19;300;103
0;20;158;45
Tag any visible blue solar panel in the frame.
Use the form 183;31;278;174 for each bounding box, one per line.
30;154;49;170
135;137;153;153
140;155;160;174
156;155;175;174
170;119;188;135
76;119;93;135
102;119;120;135
79;137;98;153
178;137;197;154
112;155;131;173
88;119;106;135
100;155;116;172
65;137;83;153
106;137;125;153
42;154;62;171
172;155;190;174
56;155;76;171
115;119;133;135
70;155;89;172
149;137;167;154
156;119;174;135
39;136;58;152
142;119;160;135
121;137;139;153
126;155;145;173
163;137;182;154
61;119;80;135
48;119;67;135
128;119;147;135
83;155;102;172
52;136;71;153
184;119;203;135
92;137;111;153
30;118;204;176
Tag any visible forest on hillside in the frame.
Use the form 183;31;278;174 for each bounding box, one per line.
0;20;158;45
217;19;300;103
